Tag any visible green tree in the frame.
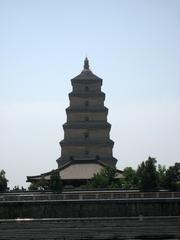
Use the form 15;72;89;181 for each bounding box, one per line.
28;182;38;191
164;163;180;191
28;171;63;192
12;186;20;191
157;164;167;189
28;177;49;191
0;170;8;192
136;157;158;191
87;166;119;188
122;167;138;189
49;170;63;192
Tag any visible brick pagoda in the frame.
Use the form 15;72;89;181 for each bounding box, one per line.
27;58;120;186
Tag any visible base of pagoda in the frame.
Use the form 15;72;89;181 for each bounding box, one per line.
27;159;122;188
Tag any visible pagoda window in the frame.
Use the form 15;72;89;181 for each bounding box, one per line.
85;100;89;106
85;86;89;91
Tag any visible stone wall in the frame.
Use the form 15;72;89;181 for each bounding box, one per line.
0;198;180;219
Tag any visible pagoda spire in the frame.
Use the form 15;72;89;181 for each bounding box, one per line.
84;57;89;70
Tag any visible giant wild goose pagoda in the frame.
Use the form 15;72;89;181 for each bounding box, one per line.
27;58;122;186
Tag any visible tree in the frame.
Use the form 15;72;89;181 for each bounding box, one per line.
87;166;119;188
28;182;38;191
136;157;158;191
12;186;20;191
28;171;63;192
49;170;63;192
157;164;167;189
28;177;49;191
164;163;180;191
122;167;138;189
0;170;8;192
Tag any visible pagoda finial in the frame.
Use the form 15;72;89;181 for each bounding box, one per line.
84;57;89;70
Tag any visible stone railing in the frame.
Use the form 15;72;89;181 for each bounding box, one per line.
0;190;180;202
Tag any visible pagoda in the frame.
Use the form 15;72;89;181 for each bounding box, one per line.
27;58;120;186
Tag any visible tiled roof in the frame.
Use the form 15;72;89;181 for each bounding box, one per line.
71;69;102;81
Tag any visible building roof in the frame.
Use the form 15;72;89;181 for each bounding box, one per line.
27;159;122;182
27;159;105;182
71;58;102;81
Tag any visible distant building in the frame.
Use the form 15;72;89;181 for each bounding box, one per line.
27;58;121;186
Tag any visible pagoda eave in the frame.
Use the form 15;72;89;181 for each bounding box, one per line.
59;140;114;147
62;122;111;129
69;92;105;98
66;107;109;113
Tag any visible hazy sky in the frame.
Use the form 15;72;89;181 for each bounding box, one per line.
0;0;180;188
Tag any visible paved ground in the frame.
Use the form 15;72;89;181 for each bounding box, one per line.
0;216;180;239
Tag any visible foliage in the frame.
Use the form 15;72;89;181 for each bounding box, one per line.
27;161;180;192
12;186;20;191
121;167;138;190
49;170;63;192
28;182;38;191
28;177;49;191
87;166;120;188
136;157;158;191
12;186;26;191
157;164;167;189
28;171;63;192
164;163;180;191
0;170;8;192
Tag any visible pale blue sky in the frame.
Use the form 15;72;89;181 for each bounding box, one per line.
0;0;180;188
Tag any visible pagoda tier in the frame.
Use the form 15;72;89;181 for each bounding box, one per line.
57;58;117;168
